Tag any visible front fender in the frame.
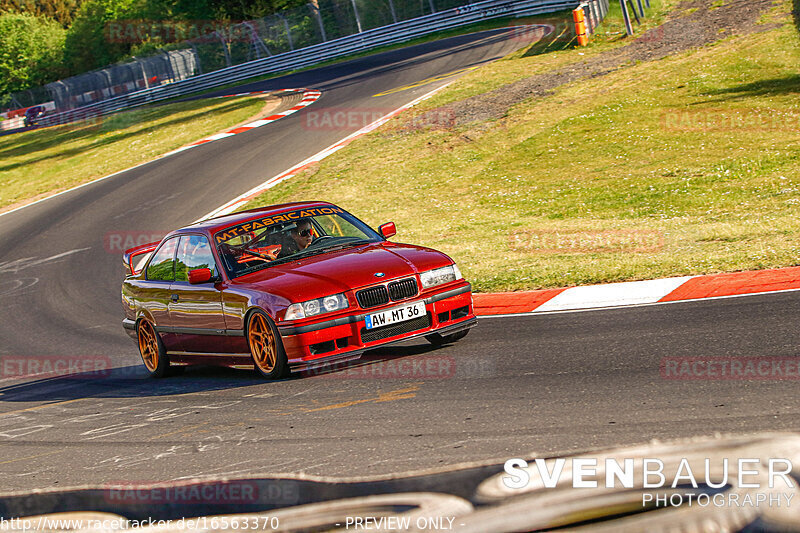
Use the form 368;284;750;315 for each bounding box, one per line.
221;287;290;331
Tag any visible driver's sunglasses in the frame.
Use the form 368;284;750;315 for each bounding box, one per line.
298;228;313;238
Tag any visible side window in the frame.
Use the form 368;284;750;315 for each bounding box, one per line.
175;235;218;282
316;215;362;238
146;237;178;281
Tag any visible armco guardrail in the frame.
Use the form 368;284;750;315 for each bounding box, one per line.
581;0;610;35
1;434;798;531
38;0;587;127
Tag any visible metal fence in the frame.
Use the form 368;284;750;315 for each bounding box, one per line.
581;0;610;35
10;0;485;111
9;50;198;111
186;0;500;73
26;0;596;127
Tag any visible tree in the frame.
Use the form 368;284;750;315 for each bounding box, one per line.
63;0;221;74
0;0;83;27
794;0;800;35
63;0;141;74
208;0;306;21
135;0;213;22
0;12;66;96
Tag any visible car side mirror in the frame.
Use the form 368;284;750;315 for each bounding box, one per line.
379;222;396;239
188;268;213;284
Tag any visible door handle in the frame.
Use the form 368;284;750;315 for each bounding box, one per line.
170;294;179;302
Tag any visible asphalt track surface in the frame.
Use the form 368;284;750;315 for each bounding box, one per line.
0;29;799;492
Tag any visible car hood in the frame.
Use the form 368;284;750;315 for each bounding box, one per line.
230;242;453;302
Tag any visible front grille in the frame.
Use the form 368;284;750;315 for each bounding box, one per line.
360;313;431;344
388;278;418;301
356;286;390;308
357;277;418;309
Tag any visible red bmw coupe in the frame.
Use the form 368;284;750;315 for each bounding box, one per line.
122;202;476;378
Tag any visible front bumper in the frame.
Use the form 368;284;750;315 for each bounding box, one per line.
122;318;137;340
278;282;475;368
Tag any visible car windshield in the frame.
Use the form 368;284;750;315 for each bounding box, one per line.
214;206;381;278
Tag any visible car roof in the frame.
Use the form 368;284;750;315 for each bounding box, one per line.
180;201;340;234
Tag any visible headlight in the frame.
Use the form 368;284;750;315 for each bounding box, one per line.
284;293;349;320
420;264;462;289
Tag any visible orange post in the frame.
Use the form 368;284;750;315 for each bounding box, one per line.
573;8;589;46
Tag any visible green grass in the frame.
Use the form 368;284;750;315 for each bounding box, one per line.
0;8;614;211
417;0;676;109
243;2;800;292
0;96;265;210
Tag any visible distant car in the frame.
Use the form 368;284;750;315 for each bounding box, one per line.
122;202;476;378
23;106;45;127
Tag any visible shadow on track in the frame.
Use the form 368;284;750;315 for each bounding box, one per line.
0;342;448;403
0;98;257;170
190;29;520;99
319;31;516;93
0;365;262;403
298;342;443;379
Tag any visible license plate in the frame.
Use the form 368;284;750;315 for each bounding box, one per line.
365;301;426;330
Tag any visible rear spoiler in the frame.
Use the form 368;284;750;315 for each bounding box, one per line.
123;242;159;276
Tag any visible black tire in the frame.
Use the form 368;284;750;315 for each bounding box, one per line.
246;310;289;379
425;329;469;346
137;319;170;378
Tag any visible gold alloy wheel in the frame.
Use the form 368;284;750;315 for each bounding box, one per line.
249;313;277;373
138;320;159;372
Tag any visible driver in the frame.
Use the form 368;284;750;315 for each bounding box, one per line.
277;218;314;258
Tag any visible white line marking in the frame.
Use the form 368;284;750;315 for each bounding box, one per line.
0;425;53;438
242;120;271;128
534;276;696;312
80;423;149;440
477;287;800;318
161;146;193;156
0;90;318;220
0;248;90;274
204;133;236;141
198;81;456;221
